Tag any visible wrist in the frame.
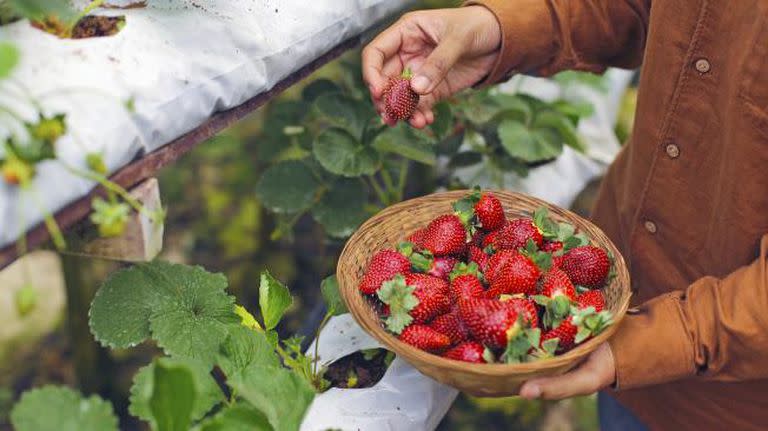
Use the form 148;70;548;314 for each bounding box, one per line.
463;5;502;55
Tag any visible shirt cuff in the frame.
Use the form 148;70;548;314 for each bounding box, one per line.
463;0;558;86
608;292;697;389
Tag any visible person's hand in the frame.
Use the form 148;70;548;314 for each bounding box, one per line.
362;6;502;128
519;342;617;400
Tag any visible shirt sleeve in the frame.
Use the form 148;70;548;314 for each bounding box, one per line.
464;0;651;85
609;233;768;389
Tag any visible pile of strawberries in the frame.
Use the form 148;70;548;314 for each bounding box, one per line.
359;189;615;364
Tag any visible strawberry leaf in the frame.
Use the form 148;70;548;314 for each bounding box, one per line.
258;271;292;331
10;386;118;431
449;261;483;281
408;251;433;273
320;275;347;316
452;189;480;227
376;275;417;334
575;327;592;344
532;207;559;239
482;347;497;363
197;402;271;431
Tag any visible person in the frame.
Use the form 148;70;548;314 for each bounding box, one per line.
362;1;768;430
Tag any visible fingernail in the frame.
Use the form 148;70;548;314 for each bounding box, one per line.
411;75;431;93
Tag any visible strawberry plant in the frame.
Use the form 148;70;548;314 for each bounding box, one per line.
9;261;353;430
4;0;125;38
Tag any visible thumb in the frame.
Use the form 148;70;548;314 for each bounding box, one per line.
411;39;463;95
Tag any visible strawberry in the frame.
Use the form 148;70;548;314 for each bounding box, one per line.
383;69;420;121
474;192;505;231
359;249;410;294
467;245;489;272
399;324;451;351
407;228;427;249
542;317;578;353
427;256;459;280
421;214;467;256
443;341;487;363
541;240;563;253
482;228;501;249
561;245;611;288
494;218;544;250
484;249;519;283
485;252;540;297
430;308;469;344
406;273;451;323
459;298;523;349
449;274;485;302
540;268;577;301
576;289;606;312
471;230;486;247
501;296;539;329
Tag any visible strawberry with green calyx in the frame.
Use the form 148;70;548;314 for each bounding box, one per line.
443;341;487;363
519;238;554;272
451;187;481;227
485;251;541;297
405;273;451;323
467;245;490;272
376;274;418;334
407;228;427;249
449;274;485;302
561;245;611;288
500;325;542;364
493;218;543;250
421;214;468;257
484;249;519;283
482;228;501;251
541;240;563;253
500;295;539;329
430;308;469;344
459;298;526;349
359;249;411;295
533;267;577;328
576;289;605;312
524;328;560;361
541;317;578;353
545;216;591;253
399;324;451;351
399;242;460;280
475;192;505;231
383;68;420;122
572;306;614;344
449;261;484;281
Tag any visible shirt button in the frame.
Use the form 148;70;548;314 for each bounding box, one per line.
695;58;711;73
644;220;657;234
665;144;680;159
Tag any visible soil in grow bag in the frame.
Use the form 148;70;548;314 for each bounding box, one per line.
325;349;394;389
32;15;125;38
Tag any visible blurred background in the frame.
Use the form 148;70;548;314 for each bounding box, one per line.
0;0;638;429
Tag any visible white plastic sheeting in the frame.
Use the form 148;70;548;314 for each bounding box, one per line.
0;0;410;248
300;68;635;431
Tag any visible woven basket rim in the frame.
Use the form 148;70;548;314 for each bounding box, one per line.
338;189;632;376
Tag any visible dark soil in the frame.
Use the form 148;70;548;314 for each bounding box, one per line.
72;16;125;39
324;349;392;389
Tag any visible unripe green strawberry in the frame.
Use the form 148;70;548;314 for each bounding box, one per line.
443;341;486;363
399;324;451;351
383;69;420;121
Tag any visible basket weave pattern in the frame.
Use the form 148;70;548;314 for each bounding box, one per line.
337;190;631;397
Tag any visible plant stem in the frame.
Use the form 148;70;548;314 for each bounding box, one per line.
366;175;388;207
396;158;409;202
380;167;395;201
312;312;332;379
27;185;66;250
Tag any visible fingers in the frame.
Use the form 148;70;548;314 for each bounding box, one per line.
362;23;404;98
411;36;463;95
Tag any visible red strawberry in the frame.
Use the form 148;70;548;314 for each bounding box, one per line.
486;252;540;297
421;214;467;256
542;318;578;353
471;230;486;247
427;256;459;280
551;255;564;269
561;245;611;288
407;228;427;249
406;273;451;323
443;341;487;363
467;245;489;272
502;296;539;329
576;290;605;312
383;69;420;121
449;274;485;302
541;268;577;301
474;192;505;231
494;218;544;250
482;228;501;249
430;308;469;344
541;240;563;253
399;324;451;351
484;249;519;283
359;249;410;294
459;298;523;349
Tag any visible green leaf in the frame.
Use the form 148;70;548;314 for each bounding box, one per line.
371;123;436;165
255;160;321;213
551;100;594;120
533;110;586;153
228;365;315;431
129;358;223;428
321;275;347;316
376;274;417;334
429;102;453;138
313;93;374;139
149;360;196;431
492;94;533;123
198;402;273;431
258;271;292;331
11;386;118;431
448;151;483;168
302;79;341;102
218;325;281;377
311;178;368;238
9;0;77;23
552;70;608;92
314;127;380;176
498;120;561;162
0;42;19;79
436;131;464;156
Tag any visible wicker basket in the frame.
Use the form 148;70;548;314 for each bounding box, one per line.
337;190;631;397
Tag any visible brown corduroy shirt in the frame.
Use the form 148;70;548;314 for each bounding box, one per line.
467;0;768;429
